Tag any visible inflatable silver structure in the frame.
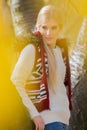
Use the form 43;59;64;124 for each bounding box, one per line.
10;0;44;42
70;17;87;88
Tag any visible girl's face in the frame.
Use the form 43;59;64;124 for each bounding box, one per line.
38;17;60;48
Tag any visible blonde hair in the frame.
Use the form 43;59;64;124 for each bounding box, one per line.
36;5;62;30
36;5;62;91
44;43;58;92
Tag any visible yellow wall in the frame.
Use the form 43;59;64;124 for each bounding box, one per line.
0;0;87;129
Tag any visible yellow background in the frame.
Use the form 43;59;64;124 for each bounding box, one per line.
0;0;87;129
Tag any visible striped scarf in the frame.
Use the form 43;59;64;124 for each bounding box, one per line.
25;31;72;112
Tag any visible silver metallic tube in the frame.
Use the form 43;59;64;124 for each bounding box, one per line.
10;0;44;42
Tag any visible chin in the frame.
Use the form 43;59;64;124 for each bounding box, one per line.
46;42;52;46
47;41;55;45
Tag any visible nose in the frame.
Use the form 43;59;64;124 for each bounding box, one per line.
46;29;51;35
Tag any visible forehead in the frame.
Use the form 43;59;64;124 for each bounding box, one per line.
40;16;58;26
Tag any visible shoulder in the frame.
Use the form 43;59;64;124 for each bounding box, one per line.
20;44;36;58
56;38;68;48
18;44;36;62
22;44;35;54
56;38;69;59
56;38;68;52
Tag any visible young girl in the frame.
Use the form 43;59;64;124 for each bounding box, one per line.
11;5;72;130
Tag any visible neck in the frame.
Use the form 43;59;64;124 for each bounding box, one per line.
49;44;56;49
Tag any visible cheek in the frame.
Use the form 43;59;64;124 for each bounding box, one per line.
39;29;46;36
54;30;59;37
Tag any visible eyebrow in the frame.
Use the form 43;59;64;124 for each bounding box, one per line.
42;25;58;29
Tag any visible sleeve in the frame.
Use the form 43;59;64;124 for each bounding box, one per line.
10;44;40;118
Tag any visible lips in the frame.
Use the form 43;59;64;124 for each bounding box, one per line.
45;37;53;41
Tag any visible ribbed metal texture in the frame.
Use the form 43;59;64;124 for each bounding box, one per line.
70;17;87;88
10;0;44;39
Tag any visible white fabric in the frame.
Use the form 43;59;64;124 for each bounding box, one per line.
11;44;70;125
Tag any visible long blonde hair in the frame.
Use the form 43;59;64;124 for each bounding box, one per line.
36;5;62;91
